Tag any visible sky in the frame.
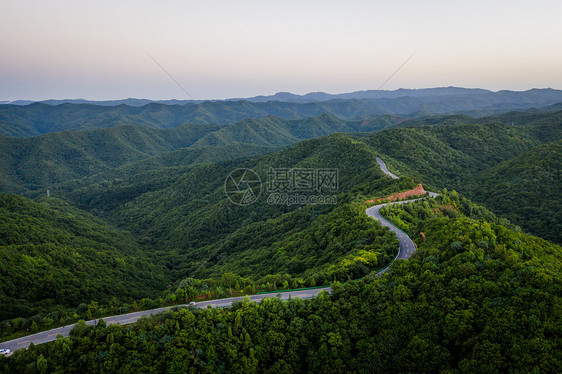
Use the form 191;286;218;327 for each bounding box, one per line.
1;0;561;101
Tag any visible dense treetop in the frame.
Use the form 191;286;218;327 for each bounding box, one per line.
2;193;560;373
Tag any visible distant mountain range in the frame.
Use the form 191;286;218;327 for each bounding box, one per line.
229;87;493;103
1;88;561;137
0;98;197;107
2;87;561;106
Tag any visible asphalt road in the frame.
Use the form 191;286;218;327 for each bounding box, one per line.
365;193;438;274
0;287;330;352
0;158;436;352
376;157;399;179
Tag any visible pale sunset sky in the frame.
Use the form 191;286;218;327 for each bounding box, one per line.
1;0;561;100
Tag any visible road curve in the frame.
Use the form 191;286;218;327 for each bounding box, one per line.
376;157;399;179
0;159;435;352
366;192;438;274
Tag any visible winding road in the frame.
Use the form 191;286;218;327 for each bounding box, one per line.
376;157;399;179
366;192;439;274
0;158;435;352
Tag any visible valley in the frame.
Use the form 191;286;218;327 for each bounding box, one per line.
0;157;438;351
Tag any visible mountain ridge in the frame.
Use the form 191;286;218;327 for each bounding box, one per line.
4;87;560;105
1;90;561;137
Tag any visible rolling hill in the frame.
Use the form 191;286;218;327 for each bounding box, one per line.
0;114;388;193
0;123;225;192
59;114;561;283
65;133;418;281
0;194;169;321
466;140;561;243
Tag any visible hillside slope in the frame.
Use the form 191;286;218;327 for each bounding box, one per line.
0;114;388;193
359;122;540;188
60;118;560;282
0;194;169;320
467;140;561;243
0;123;224;192
3;193;560;373
0;110;559;326
190;114;378;147
67;134;417;281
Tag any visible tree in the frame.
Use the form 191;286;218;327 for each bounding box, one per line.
36;354;48;374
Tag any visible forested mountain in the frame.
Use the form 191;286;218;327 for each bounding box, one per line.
0;194;169;321
0;107;560;371
8;111;552;279
466;140;561;243
0;123;225;192
56;114;560;284
0;116;420;322
0;110;559;310
65;133;418;282
0;114;384;193
2;193;559;373
355;112;561;242
188;114;374;147
360;122;539;187
3;108;559;196
1;88;560;137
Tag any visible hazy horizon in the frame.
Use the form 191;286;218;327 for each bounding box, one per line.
2;86;561;104
2;0;561;101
